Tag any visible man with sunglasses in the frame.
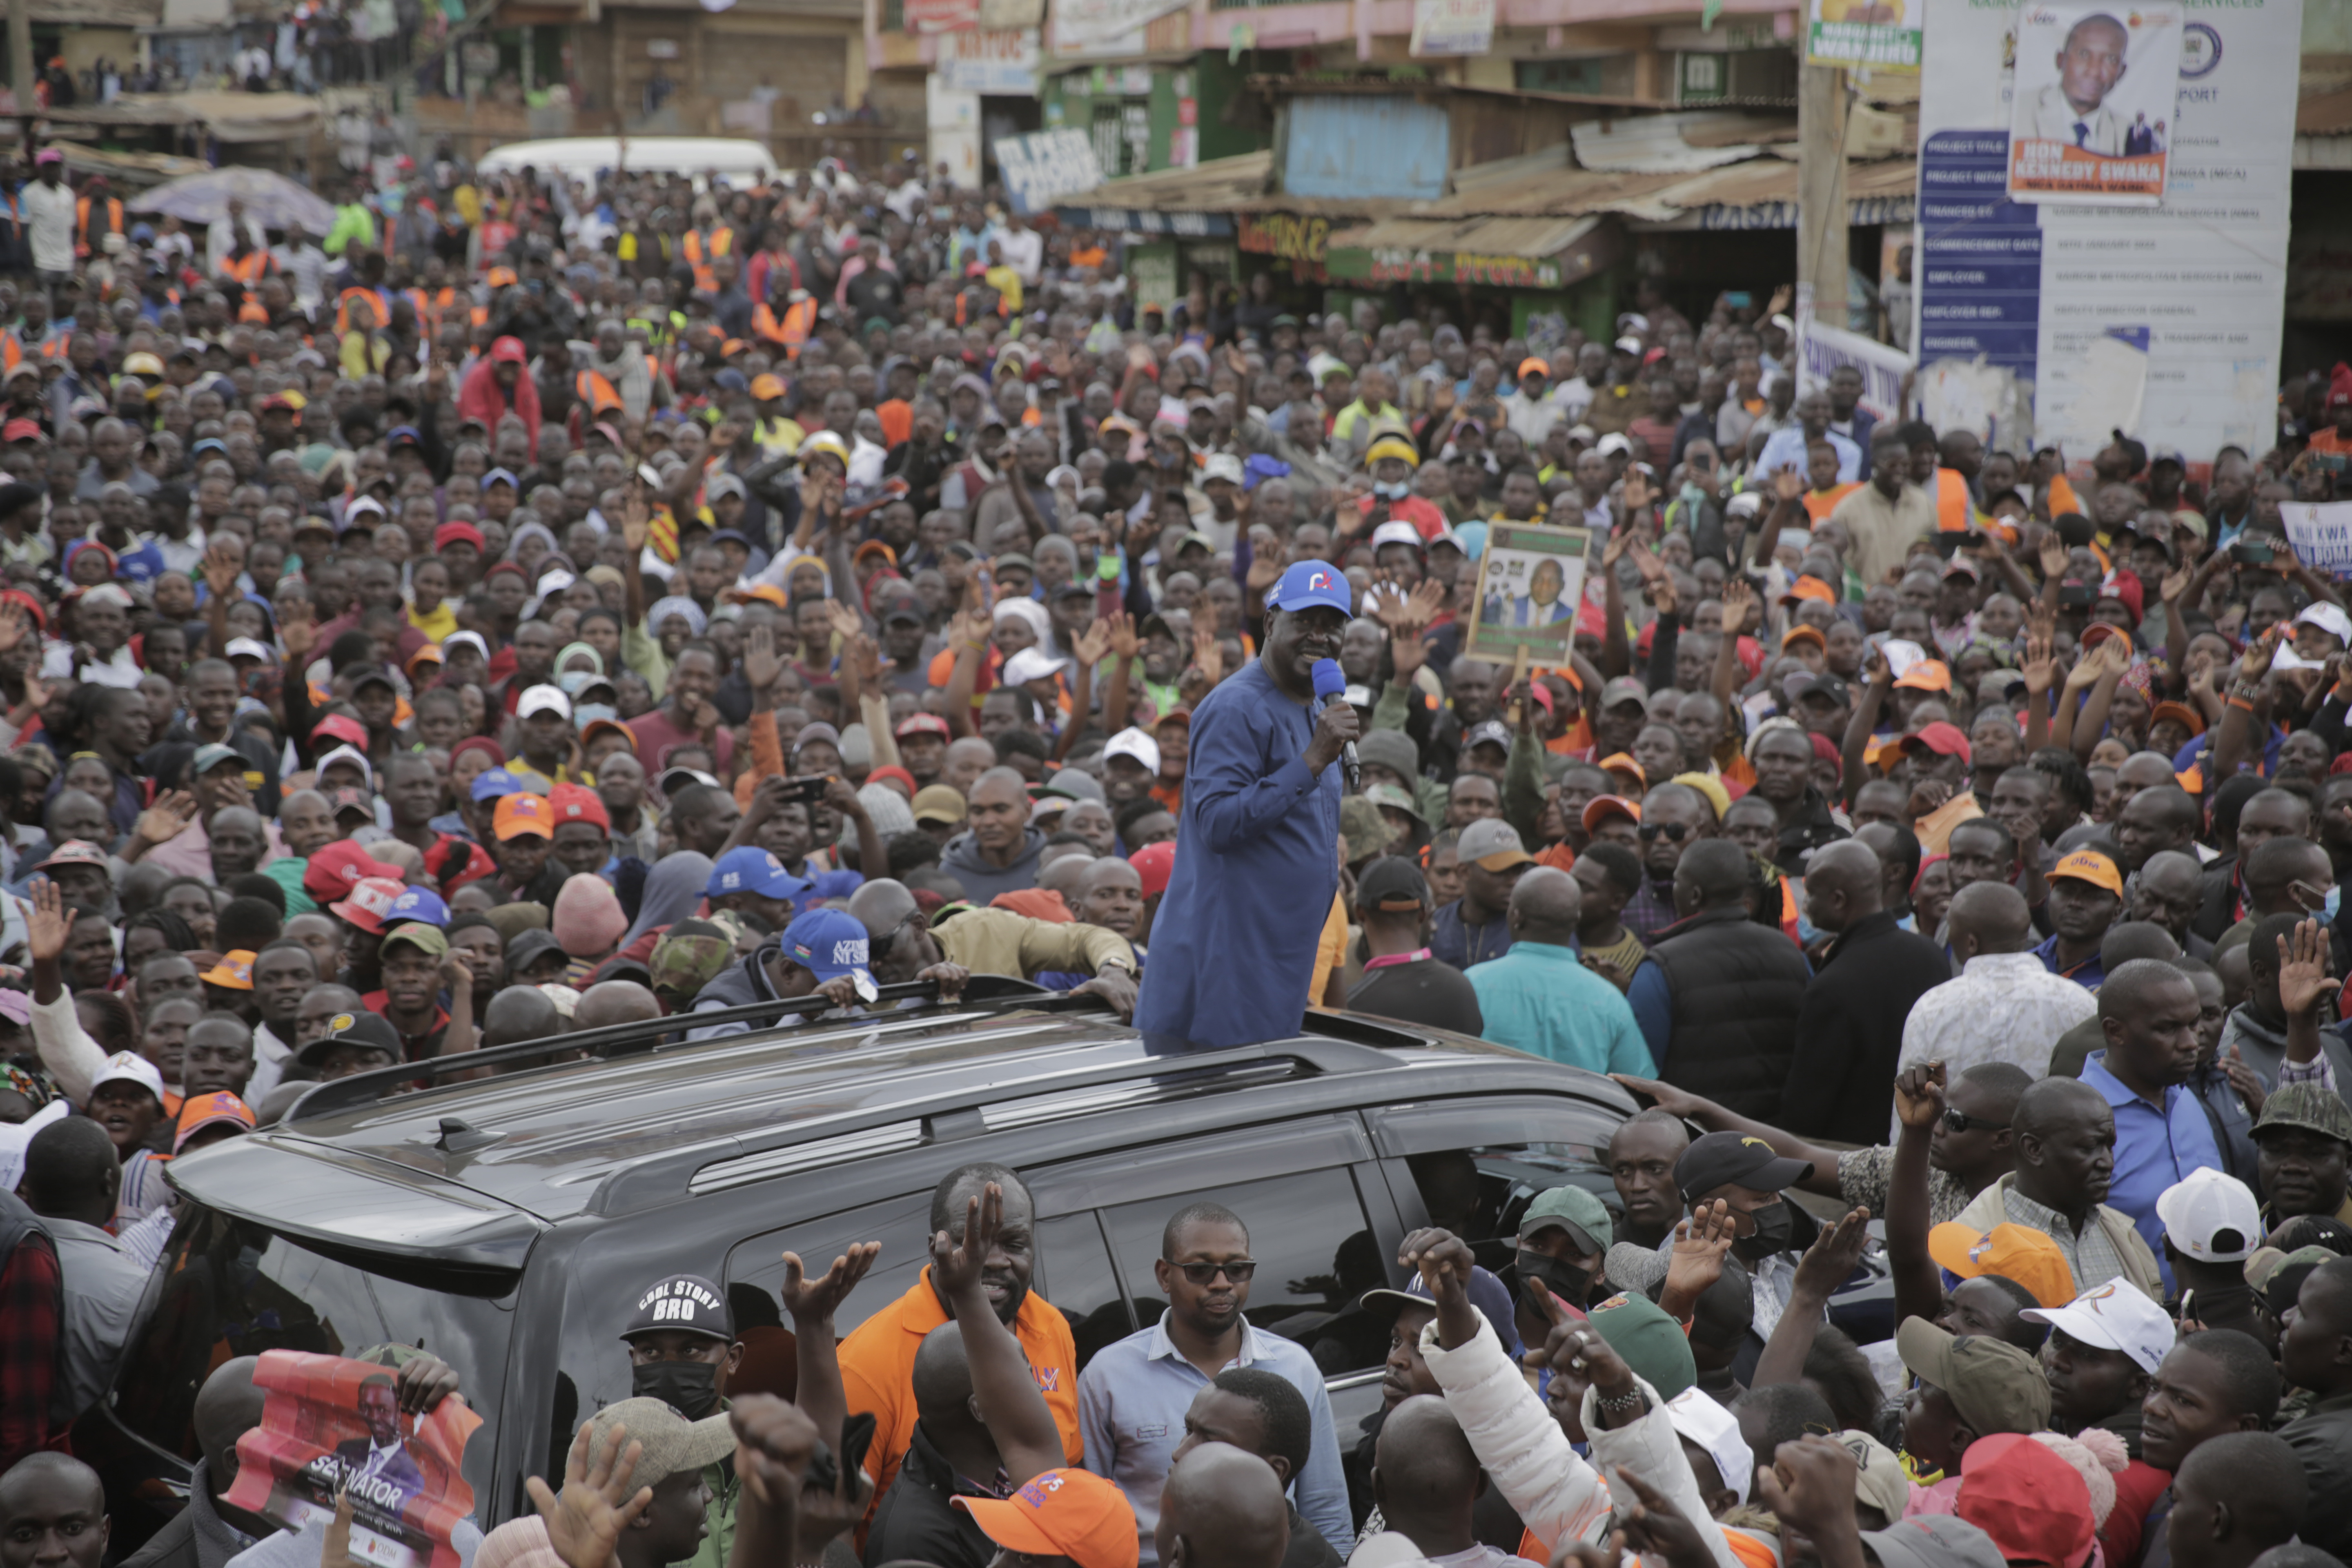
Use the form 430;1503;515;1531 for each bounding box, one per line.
1078;1201;1350;1567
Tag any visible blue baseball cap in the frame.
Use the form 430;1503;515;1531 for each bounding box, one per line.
781;908;877;1001
1264;560;1354;617
707;846;813;902
385;886;450;928
470;766;530;803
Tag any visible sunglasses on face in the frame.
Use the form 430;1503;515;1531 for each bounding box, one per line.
1941;1108;2002;1133
1171;1260;1256;1285
1637;822;1690;843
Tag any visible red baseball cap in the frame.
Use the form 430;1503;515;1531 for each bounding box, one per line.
434;521;486;553
1127;841;1175;899
2;418;43;443
895;713;952;741
303;840;404;904
549;782;610;832
953;1470;1137;1568
311;713;369;750
490;336;527;365
329;875;405;934
1903;721;1972;766
1955;1433;2096;1568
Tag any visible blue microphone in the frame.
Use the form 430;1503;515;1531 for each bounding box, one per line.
1311;658;1358;793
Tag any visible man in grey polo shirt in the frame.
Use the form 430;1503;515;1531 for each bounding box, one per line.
22;1116;147;1424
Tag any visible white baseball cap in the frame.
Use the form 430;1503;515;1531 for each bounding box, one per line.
2155;1167;2262;1262
224;637;272;661
1002;647;1072;686
517;684;573;721
2020;1277;2176;1374
1103;727;1161;775
1371;520;1423;551
1664;1387;1752;1504
2297;601;2352;648
1596;432;1635;459
1201;452;1245;487
91;1050;166;1105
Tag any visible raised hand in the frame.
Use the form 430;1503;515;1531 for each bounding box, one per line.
2038;533;2068;583
1754;1436;1864;1555
824;599;862;643
1663;1198;1737;1313
1719;577;1755;635
2240;624;2284;682
933;1183;1004;1305
1607;1073;1707;1118
441;948;476;999
1772;465;1804;503
1608;1466;1721;1568
26;878;67;964
2281;916;2341;1020
1191;622;1223;685
1399;1226;1477;1307
1528;1289;1639;1416
2162;561;2194;605
133;788;196;847
2021;633;2056;697
1892;1060;1948;1131
202;538;244;601
281;599;317;660
2223;1045;2269;1120
1104;609;1140;662
778;1243;881;1326
525;1421;654;1568
742;622;784;693
1074;617;1112;667
621;484;652;550
1621;469;1654;516
1793;1205;1871;1300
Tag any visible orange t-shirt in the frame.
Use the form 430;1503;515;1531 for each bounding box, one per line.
838;1267;1085;1531
1804;483;1859;522
877;397;913;448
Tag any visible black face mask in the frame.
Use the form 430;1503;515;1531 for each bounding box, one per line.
1732;1203;1793;1263
632;1360;720;1420
1517;1249;1594;1310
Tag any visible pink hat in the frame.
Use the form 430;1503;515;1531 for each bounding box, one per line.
552;873;628;960
33;150;60;166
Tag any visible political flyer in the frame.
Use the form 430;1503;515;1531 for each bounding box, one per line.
1805;0;1921;71
2283;501;2352;578
1464;523;1591;664
2005;2;2180;206
225;1352;481;1568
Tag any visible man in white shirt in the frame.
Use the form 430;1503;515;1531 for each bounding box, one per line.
1894;884;2096;1131
20;150;77;291
1501;357;1566;445
988;211;1044;286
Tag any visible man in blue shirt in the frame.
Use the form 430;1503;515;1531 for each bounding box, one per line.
1078;1201;1351;1565
1135;561;1358;1050
2080;958;2224;1292
1467;866;1653;1076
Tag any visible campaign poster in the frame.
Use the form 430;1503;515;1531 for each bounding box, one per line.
225;1352;482;1568
1464;523;1591;664
1805;0;1921;71
2283;501;2352;578
2005;3;2179;206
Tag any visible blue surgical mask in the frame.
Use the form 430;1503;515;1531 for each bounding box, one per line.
1374;481;1411;500
2329;884;2342;925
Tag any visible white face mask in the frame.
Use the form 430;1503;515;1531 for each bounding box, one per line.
1374;481;1411;500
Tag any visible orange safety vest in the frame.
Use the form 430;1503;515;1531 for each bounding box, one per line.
1933;467;1973;532
220;249;273;285
336;285;387;333
751;298;815;359
73;195;121;258
680;227;733;294
407;285;457;333
574;368;621;416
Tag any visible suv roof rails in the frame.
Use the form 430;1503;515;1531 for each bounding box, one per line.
283;977;1076;1123
586;1034;1400;1215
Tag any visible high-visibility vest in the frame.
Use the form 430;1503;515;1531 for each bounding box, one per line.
336;285;388;333
574;368;621;416
73;195;120;258
407;286;457;333
681;227;733;294
220;248;273;285
751;298;815;359
236;297;269;324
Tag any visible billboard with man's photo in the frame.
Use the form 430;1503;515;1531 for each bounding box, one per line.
2006;2;2181;204
1463;523;1591;664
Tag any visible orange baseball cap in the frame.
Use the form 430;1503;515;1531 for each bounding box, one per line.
1516;356;1550;380
200;950;255;990
494;793;554;841
1893;659;1953;693
1581;795;1641;833
953;1470;1138;1568
1782;624;1826;650
1598;753;1647;788
1927;1221;2076;1308
1780;575;1837;606
750;373;786;400
2049;849;2123;896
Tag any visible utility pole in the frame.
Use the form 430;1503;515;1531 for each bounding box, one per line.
8;0;30;120
1796;60;1847;328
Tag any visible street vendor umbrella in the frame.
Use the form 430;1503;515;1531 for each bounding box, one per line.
128;167;335;235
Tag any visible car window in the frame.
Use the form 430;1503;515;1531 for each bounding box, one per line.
1034;1211;1131;1371
110;1205;513;1502
1095;1167;1383;1377
1370;1098;1624;1267
724;1190;936;1342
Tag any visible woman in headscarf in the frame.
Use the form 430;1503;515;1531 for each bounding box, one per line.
619;851;714;950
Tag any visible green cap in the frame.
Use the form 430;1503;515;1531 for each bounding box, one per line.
2254;1083;2352;1145
1895;1317;2049;1437
1588;1290;1695;1401
1340;794;1396;865
1362;781;1427;824
381;921;449;959
1520;1184;1613;1255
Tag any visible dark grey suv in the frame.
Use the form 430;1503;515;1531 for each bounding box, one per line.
80;988;1633;1544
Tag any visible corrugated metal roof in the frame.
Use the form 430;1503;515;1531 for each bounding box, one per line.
1326;212;1606;258
1570;108;1789;172
1058;149;1273;212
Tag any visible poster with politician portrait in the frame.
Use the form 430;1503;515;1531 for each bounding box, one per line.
225;1351;481;1568
2007;1;2181;205
1464;523;1592;665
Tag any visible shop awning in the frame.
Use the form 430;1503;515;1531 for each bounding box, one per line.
1375;150;1916;229
1319;213;1617;290
1055;150;1273;234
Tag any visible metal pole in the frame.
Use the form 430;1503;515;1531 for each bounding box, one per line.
1796;60;1848;326
9;0;33;119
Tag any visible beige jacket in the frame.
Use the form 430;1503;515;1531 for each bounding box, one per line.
1950;1172;2164;1301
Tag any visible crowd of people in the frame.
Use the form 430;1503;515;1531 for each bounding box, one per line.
0;135;2344;1568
